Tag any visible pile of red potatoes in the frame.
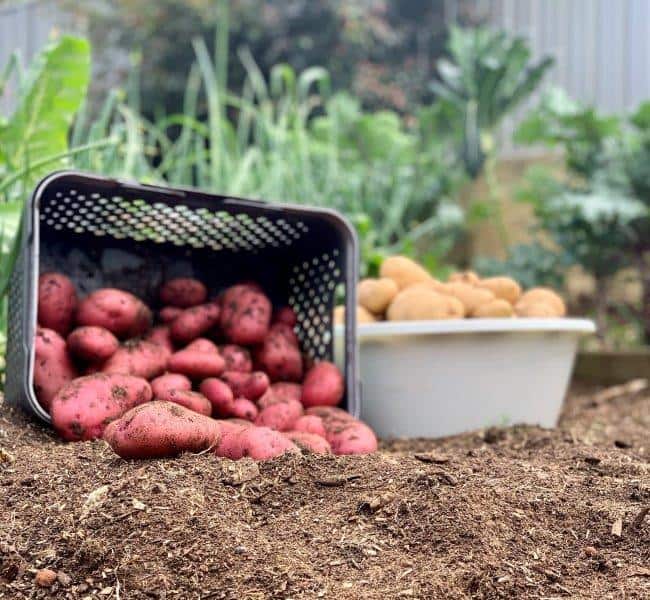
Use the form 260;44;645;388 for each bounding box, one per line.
34;273;377;460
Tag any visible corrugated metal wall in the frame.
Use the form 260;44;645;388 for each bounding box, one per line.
483;0;650;155
0;0;69;115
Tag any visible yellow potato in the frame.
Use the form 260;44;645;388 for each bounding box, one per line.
477;276;522;304
472;298;515;318
516;288;566;317
386;288;464;321
515;301;558;318
405;279;449;294
439;282;495;315
333;305;377;325
379;256;433;290
358;277;399;315
448;270;480;285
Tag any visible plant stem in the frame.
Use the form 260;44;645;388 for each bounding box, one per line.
483;147;510;254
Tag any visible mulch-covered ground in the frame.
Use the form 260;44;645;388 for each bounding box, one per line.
1;382;649;599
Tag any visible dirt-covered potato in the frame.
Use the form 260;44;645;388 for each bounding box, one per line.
477;276;522;304
37;272;78;336
516;288;566;317
379;256;433;290
448;270;480;285
386;288;464;321
333;305;376;326
440;282;495;315
472;299;515;318
357;278;399;315
76;289;152;338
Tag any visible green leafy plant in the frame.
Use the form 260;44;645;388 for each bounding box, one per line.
73;22;465;276
429;26;553;250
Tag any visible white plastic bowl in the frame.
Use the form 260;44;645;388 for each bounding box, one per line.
335;319;595;439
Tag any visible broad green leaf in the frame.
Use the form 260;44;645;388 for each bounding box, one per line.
2;36;90;176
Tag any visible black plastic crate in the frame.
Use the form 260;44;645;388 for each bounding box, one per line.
5;171;360;423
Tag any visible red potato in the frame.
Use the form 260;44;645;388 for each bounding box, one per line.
51;374;152;441
101;340;169;380
104;401;220;458
154;388;212;416
212;420;252;460
169;303;221;344
284;431;331;454
254;325;303;382
301;361;344;408
292;415;327;438
258;382;302;409
151;373;192;398
33;328;78;412
37;273;78;336
76;288;152;338
221;371;269;401
159;306;183;323
273;306;297;327
168;348;225;379
220;344;252;373
255;398;303;431
236;426;299;460
327;421;378;455
145;325;175;354
67;326;119;363
200;378;235;417
185;338;219;353
231;398;259;421
159;277;207;308
220;286;272;345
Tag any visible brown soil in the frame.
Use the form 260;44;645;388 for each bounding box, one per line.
1;384;649;599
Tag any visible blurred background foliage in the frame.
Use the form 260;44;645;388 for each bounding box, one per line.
1;0;650;350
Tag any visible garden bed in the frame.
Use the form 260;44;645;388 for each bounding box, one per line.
1;384;649;599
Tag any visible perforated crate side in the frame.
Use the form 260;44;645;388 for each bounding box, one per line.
5;244;27;409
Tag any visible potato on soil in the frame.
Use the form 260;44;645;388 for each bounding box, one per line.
219;344;252;373
151;373;192;398
358;277;399;315
200;378;235;417
104;401;220;458
284;431;331;454
33;327;78;412
145;325;175;354
305;405;354;424
258;382;302;409
472;298;515;318
333;305;376;325
327;420;378;455
159;277;207;308
301;361;344;408
516;288;566;317
67;326;119;363
254;324;303;382
76;288;152;338
220;286;272;345
212;420;252;459
380;256;433;290
101;340;169;380
51;373;152;441
440;282;495;315
236;426;299;460
159;306;183;323
448;270;480;285
154;388;212;416
221;371;269;401
37;272;78;336
168;347;225;379
292;415;327;438
477;276;522;304
387;288;464;321
169;303;221;344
